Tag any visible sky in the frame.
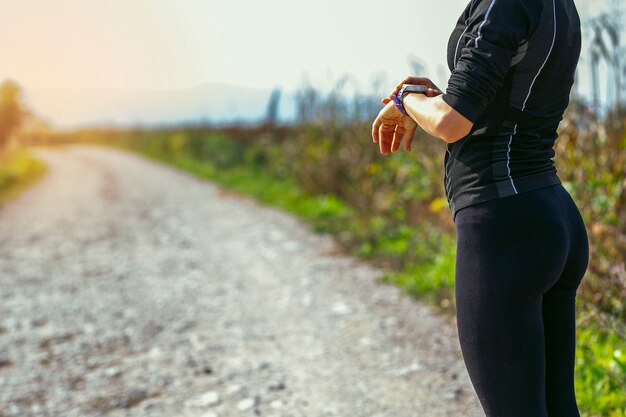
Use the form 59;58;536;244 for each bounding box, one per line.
0;0;613;127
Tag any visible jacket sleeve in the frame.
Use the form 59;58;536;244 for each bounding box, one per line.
442;0;543;123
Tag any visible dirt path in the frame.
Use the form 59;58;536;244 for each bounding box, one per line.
0;146;483;417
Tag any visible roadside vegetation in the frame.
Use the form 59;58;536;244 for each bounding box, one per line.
0;80;46;204
0;149;46;205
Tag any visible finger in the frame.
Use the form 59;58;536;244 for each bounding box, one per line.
379;123;388;154
382;97;391;104
426;87;443;97
391;125;405;153
402;127;415;152
379;123;395;154
372;111;387;143
372;117;381;143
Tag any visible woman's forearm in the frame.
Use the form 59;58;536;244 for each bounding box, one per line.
403;93;473;143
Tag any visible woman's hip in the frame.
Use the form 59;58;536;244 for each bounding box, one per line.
453;183;585;294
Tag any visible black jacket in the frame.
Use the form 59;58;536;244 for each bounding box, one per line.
442;0;582;221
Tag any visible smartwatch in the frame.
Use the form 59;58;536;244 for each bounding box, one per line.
392;84;428;116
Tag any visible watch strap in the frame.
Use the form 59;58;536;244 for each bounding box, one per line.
392;89;410;116
393;84;425;116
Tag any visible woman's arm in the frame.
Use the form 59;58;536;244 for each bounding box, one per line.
401;92;473;144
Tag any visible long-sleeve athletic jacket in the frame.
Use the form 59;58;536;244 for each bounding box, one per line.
442;0;582;221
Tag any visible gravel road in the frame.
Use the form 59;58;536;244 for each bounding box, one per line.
0;145;483;417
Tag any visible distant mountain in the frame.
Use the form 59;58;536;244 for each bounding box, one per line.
22;82;298;129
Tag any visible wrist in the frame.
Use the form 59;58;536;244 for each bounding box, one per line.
404;91;428;102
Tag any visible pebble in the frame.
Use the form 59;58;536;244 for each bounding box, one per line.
187;391;220;407
236;397;256;411
331;301;351;315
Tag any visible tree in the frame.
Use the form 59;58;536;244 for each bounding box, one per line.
0;79;26;149
264;87;281;127
294;73;318;124
585;1;625;117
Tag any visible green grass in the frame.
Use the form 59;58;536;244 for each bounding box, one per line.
0;149;46;205
380;230;457;313
576;316;626;417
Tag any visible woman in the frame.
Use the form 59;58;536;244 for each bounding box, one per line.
371;0;589;416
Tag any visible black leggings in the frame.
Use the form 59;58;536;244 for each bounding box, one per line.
454;183;590;417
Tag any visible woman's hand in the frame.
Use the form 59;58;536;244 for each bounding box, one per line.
371;76;446;155
388;76;444;99
371;99;418;154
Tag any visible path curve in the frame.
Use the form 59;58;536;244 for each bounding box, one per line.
0;145;483;417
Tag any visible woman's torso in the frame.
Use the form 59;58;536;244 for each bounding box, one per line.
444;0;582;222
